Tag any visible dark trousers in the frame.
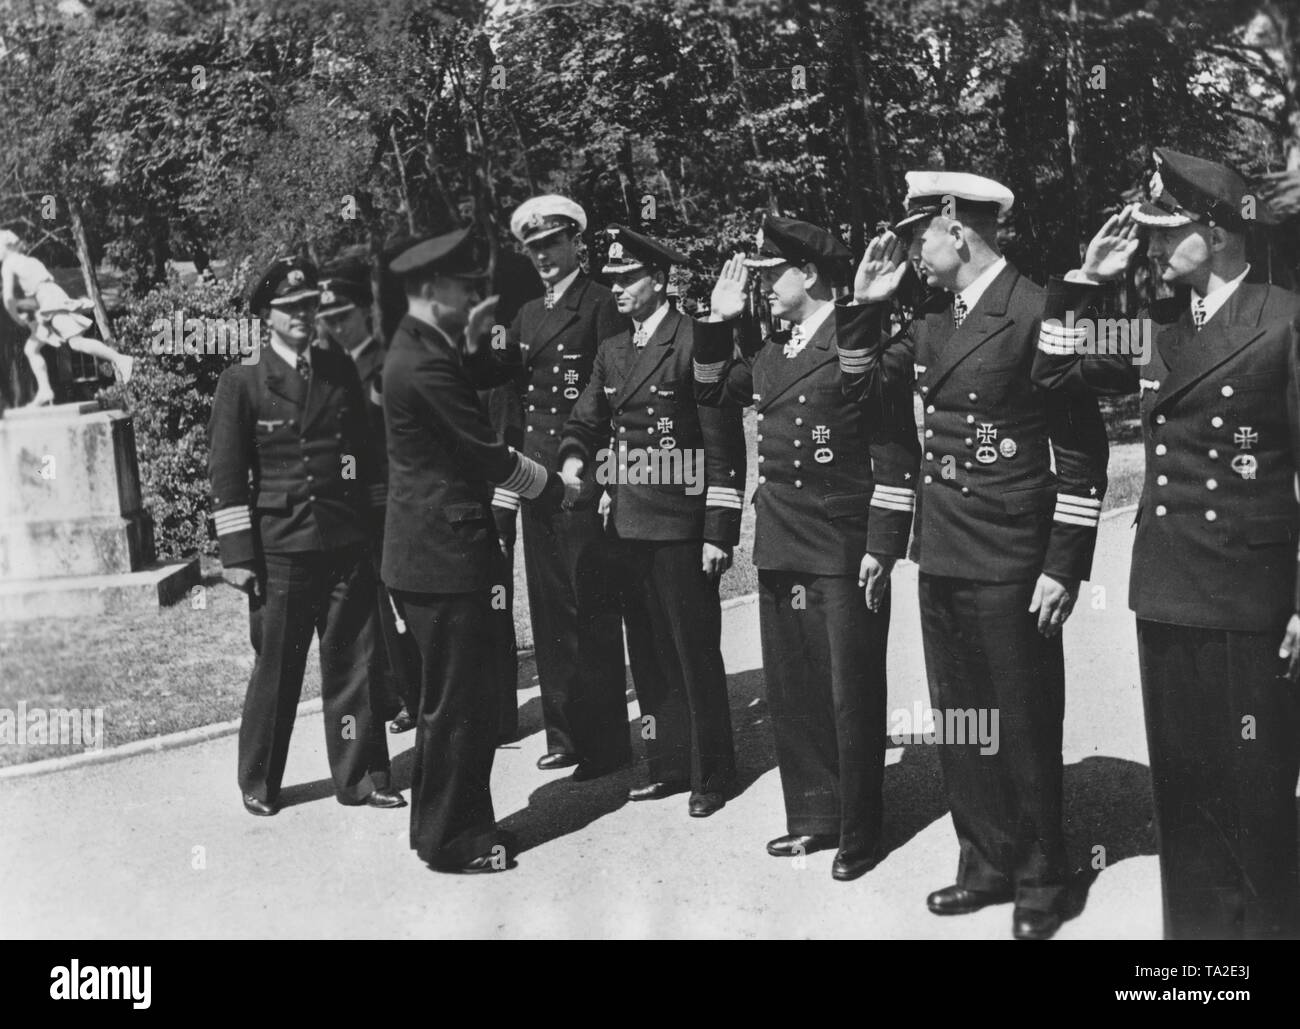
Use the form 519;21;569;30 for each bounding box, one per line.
493;542;520;744
917;573;1066;912
371;577;422;719
241;546;391;803
611;537;734;793
759;570;889;855
522;501;630;763
1137;619;1300;940
394;587;511;867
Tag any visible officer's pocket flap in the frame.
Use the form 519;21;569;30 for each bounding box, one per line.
444;502;489;524
824;491;873;520
1002;486;1051;515
254;491;290;511
1244;516;1297;548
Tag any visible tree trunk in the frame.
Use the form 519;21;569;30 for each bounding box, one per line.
1063;0;1088;259
68;200;113;345
836;5;896;219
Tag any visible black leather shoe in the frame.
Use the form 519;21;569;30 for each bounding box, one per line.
688;791;726;818
389;708;416;734
242;793;278;817
363;788;406;809
766;833;837;857
926;884;1014;915
432;852;514;875
1013;907;1061;940
537;752;579;771
570;756;631;782
627;780;690;802
831;849;881;882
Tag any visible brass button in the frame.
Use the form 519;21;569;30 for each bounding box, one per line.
924;475;933;484
1211;416;1224;428
647;408;654;415
1221;385;1234;397
795;480;803;488
968;392;977;401
965;437;973;447
964;461;973;470
1209;449;1219;459
966;415;975;424
798;395;806;403
1206;479;1218;490
756;413;764;421
793;440;802;448
794;418;803;426
1156;475;1168;486
1155;414;1166;425
925;451;934;461
758;475;767;484
1156;505;1167;516
793;460;801;469
1205;509;1217;521
961;486;970;495
1155;444;1167;456
925;429;934;438
926;405;935;414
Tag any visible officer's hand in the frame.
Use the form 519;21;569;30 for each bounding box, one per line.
709;254;749;321
702;542;732;583
598;490;612;530
463;294;500;356
1080;205;1141;283
221;565;262;599
1278;613;1300;682
857;552;895;613
560;470;582;510
1029;573;1077;637
853;231;910;304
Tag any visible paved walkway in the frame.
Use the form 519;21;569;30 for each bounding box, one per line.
0;513;1165;939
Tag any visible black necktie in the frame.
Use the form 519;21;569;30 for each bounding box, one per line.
296;354;311;381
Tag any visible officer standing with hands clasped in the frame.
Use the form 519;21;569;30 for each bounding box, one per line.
488;195;631;779
1033;148;1300;940
208;255;403;818
560;226;746;817
694;216;919;879
838;173;1109;938
381;228;573;874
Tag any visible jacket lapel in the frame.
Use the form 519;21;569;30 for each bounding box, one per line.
1154;283;1270;411
925;263;1019;393
756;313;838;411
527;275;587;367
303;345;344;432
262;345;308;410
617;306;679;403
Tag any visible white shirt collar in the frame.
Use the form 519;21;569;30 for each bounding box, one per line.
348;336;375;362
546;268;580;304
955;255;1007;314
795;300;835;339
1193;264;1250;324
269;334;310;371
633;301;670;343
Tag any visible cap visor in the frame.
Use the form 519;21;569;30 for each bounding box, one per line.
891;210;936;233
270;288;320;306
519;225;569;246
317;301;358;316
1131;202;1193;227
602;261;646;274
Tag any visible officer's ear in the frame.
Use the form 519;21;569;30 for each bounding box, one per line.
652;269;667;292
1207;224;1231;254
800;261;820;291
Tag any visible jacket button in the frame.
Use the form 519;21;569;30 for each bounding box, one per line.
798;395;806;403
756;413;764;421
309;494;317;502
647;408;654;415
793;459;801;468
1155;444;1167;456
552;366;559;373
966;415;975;424
926;405;935;414
925;451;933;460
528;384;535;391
964;461;973;470
757;434;764;442
1157;474;1168;486
527;425;534;432
968;392;977;401
648;426;656;434
550;407;557;414
964;437;973;447
619;426;627;433
1155;414;1166;425
758;475;767;484
920;386;928;394
1209;449;1218;459
649;385;657;392
1205;509;1217;521
1221;385;1234;397
1211;416;1223;428
306;474;314;481
557;345;565;352
925;429;934;438
961;486;970;495
924;475;933;484
1156;505;1167;516
793;440;801;448
795;480;802;488
548;429;555;436
794;418;803;426
1206;479;1218;490
529;405;536;412
757;455;765;463
552;386;558;392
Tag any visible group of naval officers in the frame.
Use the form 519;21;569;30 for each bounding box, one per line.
206;147;1300;941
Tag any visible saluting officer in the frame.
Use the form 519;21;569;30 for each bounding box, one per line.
316;269;422;735
382;229;569;873
208;256;403;817
1032;149;1300;940
560;226;746;817
693;216;919;880
490;195;631;778
840;173;1109;939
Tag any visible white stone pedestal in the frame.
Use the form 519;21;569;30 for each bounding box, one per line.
0;402;198;620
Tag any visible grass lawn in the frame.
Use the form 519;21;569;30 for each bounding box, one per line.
3;406;1144;766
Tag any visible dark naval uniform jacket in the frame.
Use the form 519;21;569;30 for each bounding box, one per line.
1034;275;1300;630
209;342;384;564
693;304;919;571
838;263;1111;583
559;305;746;547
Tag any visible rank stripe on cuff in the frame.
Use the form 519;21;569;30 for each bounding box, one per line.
368;484;387;506
500;451;549;499
1037;322;1088;355
693;359;727;383
871;498;915;513
1054;494;1102;526
836;346;872;372
213;506;252;535
492;488;521;511
706;486;743;509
